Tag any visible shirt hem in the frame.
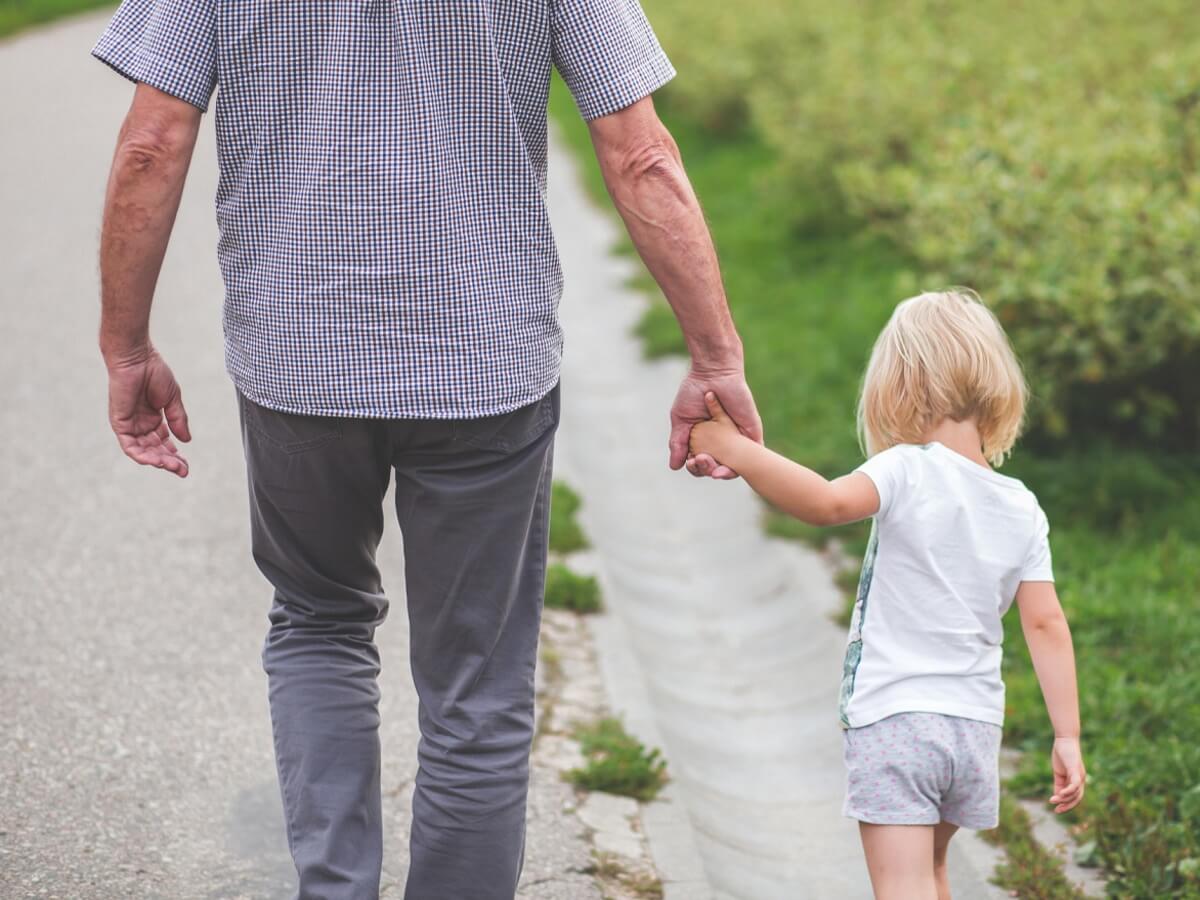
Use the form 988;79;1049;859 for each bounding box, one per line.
574;54;677;121
1020;569;1055;583
231;374;561;421
842;699;1004;730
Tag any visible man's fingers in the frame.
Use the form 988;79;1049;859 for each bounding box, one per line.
710;464;738;480
741;412;765;445
118;430;190;478
668;421;692;470
165;391;191;442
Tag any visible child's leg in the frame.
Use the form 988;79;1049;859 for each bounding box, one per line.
933;822;959;900
858;823;938;900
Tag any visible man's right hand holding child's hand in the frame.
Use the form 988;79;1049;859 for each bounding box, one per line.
688;391;748;467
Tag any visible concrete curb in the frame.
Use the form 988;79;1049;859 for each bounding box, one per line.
589;610;713;900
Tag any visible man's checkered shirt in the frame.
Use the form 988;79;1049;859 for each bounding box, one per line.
93;0;675;418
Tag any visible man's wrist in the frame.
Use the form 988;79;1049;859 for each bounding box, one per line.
101;337;154;370
688;338;744;374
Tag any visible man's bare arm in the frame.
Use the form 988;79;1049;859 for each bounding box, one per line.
100;84;201;477
587;97;761;476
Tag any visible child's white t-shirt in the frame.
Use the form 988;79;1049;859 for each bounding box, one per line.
838;442;1054;729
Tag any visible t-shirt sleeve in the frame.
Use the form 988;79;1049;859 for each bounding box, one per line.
1021;506;1055;582
854;446;913;521
551;0;676;120
92;0;218;112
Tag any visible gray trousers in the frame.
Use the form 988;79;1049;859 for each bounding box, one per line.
238;386;559;900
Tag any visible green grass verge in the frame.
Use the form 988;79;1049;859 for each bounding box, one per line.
979;795;1086;898
0;0;112;39
551;74;1200;896
568;717;669;802
544;562;602;614
549;480;590;555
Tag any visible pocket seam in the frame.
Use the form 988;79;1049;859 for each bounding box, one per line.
240;393;343;455
451;396;555;453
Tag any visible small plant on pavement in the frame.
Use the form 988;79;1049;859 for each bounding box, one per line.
585;852;664;899
544;562;602;614
549;480;590;554
568;717;668;802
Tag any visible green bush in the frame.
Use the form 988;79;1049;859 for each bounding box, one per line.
568;717;669;802
544;562;602;614
0;0;115;38
648;0;1200;445
550;480;590;554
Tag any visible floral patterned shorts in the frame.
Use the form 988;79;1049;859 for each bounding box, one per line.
843;712;1002;830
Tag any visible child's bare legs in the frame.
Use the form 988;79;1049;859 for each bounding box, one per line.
859;822;960;900
859;824;937;900
933;822;959;900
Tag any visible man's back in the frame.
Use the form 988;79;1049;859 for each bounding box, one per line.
92;0;760;894
94;0;674;418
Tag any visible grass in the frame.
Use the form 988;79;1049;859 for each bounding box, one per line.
979;796;1086;898
0;0;112;38
550;480;590;554
568;717;669;802
586;852;665;899
552;73;1200;896
544;562;603;614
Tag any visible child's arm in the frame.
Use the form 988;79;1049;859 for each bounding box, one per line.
1015;580;1086;814
689;393;879;527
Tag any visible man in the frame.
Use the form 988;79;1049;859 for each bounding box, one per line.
94;1;759;897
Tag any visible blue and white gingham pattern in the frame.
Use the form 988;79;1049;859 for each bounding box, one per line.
93;1;675;419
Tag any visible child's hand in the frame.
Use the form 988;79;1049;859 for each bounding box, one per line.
689;392;745;462
1049;737;1086;813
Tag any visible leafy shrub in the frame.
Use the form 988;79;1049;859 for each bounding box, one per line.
568;717;669;801
544;563;602;614
649;0;1200;445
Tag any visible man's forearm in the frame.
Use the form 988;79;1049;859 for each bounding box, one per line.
100;87;199;363
590;104;741;370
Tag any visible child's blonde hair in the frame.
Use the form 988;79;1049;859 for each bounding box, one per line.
857;289;1027;466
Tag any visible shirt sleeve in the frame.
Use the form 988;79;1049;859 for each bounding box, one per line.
1021;506;1055;582
92;0;218;112
855;446;914;521
551;0;676;120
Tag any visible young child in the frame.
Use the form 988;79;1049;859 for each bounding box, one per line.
689;290;1085;900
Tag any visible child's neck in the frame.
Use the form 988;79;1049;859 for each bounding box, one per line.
924;418;990;469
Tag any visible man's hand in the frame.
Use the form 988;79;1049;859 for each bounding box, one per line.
669;367;762;479
1049;737;1086;814
588;98;755;480
106;347;191;478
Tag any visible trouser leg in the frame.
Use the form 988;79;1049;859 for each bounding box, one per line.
393;389;559;900
239;394;392;900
